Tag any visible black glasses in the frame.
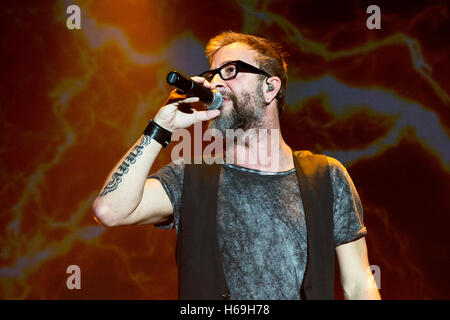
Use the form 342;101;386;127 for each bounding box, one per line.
199;60;271;82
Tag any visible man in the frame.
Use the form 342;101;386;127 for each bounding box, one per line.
92;31;381;300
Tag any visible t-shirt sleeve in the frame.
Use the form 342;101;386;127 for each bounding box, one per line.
327;156;367;247
147;157;185;231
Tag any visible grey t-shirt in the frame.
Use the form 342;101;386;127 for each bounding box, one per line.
149;155;367;300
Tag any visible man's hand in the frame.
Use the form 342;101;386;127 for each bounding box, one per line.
154;77;220;132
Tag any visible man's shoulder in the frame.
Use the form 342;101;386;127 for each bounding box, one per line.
294;150;340;165
324;155;346;170
149;157;186;179
293;150;348;177
160;156;186;172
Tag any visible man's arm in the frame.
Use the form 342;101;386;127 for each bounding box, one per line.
335;237;381;300
92;83;220;227
92;135;173;227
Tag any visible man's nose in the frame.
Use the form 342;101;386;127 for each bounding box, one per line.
210;73;226;89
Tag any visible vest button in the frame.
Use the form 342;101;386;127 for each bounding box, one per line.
222;291;230;300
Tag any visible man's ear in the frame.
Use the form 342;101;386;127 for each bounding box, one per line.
264;76;281;104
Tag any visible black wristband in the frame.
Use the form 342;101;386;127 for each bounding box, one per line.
143;120;172;148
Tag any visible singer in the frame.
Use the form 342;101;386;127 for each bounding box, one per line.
92;31;381;300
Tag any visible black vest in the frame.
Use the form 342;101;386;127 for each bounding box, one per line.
175;150;335;300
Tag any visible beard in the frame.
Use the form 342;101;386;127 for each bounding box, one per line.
208;82;266;136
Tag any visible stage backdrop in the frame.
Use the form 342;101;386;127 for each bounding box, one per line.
1;0;449;299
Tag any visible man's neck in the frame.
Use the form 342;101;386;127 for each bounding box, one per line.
224;126;294;172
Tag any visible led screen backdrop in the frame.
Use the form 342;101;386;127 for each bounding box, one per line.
1;0;449;299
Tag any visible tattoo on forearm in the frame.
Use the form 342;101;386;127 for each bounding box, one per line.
99;135;152;197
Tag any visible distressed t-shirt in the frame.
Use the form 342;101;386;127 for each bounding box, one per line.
149;155;367;300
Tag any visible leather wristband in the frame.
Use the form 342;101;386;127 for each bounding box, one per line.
143;120;172;148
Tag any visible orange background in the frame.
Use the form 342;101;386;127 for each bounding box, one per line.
1;0;449;299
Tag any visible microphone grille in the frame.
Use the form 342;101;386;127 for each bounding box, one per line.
208;90;223;110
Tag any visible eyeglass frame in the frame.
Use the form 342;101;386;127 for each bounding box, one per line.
199;60;272;82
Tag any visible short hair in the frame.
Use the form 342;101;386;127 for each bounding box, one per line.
205;31;288;116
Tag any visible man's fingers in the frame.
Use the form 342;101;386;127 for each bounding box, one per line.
194;109;221;122
169;96;199;107
162;97;199;113
191;76;212;89
177;97;200;104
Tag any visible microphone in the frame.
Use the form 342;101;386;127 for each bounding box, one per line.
166;71;223;110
